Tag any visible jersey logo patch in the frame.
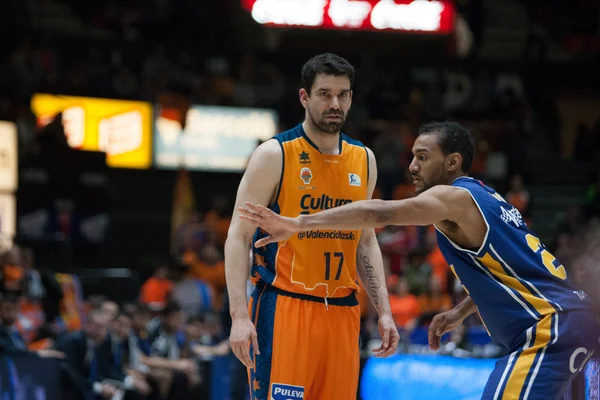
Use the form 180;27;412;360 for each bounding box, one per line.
348;173;361;187
271;383;304;399
300;167;313;185
299;151;311;164
500;206;523;227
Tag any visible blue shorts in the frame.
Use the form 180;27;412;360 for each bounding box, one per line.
482;310;600;400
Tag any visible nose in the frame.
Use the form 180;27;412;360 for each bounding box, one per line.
409;158;419;173
329;96;341;110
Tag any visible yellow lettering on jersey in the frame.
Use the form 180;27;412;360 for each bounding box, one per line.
525;234;567;280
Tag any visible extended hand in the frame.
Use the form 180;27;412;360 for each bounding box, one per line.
239;202;301;247
372;313;399;358
428;309;464;350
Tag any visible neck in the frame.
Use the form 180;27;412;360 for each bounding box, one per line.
302;120;340;155
447;172;468;184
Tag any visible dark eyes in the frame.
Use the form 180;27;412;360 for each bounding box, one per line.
319;92;348;97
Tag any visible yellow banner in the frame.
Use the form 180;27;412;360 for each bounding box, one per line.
31;94;152;169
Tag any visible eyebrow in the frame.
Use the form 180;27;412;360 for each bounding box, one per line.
413;147;429;153
316;88;351;93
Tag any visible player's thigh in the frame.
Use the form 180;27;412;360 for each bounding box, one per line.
481;352;518;400
483;317;595;400
312;304;361;400
250;290;319;400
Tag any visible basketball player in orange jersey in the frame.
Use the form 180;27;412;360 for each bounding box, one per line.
225;53;399;400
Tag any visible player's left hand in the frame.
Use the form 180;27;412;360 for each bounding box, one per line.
239;202;300;246
372;313;399;358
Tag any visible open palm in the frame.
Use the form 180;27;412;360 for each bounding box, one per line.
239;202;301;246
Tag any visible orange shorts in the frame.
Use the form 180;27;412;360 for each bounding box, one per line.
248;283;361;400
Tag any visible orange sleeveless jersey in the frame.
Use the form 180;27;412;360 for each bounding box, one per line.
251;124;369;298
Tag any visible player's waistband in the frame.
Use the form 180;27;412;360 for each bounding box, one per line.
256;282;358;307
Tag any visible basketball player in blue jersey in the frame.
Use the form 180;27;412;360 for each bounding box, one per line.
239;121;600;400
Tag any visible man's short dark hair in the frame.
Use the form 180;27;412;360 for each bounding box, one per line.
162;301;181;317
418;122;476;173
300;53;355;95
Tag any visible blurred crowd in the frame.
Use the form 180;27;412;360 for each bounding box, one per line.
2;163;599;397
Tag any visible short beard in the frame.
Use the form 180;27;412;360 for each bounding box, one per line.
307;108;345;135
415;169;446;194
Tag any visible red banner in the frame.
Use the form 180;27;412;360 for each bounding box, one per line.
241;0;454;34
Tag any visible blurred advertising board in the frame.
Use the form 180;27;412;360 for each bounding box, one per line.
241;0;455;34
361;354;496;400
361;355;599;400
154;104;278;172
30;94;152;169
0;193;16;249
0;121;18;192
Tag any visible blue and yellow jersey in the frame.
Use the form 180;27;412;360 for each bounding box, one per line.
251;124;369;298
436;177;592;350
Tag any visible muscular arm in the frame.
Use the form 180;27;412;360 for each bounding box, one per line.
225;140;282;320
356;148;390;316
298;184;472;231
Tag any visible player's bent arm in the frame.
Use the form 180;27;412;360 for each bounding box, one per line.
225;140;282;320
356;147;391;316
298;185;471;231
454;296;477;319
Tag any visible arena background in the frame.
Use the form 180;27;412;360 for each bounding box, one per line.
0;0;599;399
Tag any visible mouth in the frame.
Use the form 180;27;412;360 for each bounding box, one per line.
412;176;422;184
325;115;342;121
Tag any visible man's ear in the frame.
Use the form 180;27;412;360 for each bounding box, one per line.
299;88;309;110
447;153;462;172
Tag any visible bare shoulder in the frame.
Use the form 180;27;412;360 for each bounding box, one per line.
240;138;282;192
251;138;282;162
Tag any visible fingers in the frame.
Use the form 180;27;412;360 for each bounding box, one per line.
428;316;445;350
238;207;262;225
255;236;274;247
381;328;390;351
251;330;260;356
240;340;254;368
247;202;270;214
372;328;399;358
230;336;251;368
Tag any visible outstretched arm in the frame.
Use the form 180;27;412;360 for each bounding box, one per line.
240;185;472;247
298;185;470;230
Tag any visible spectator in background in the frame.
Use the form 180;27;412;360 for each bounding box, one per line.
404;250;432;297
389;277;421;332
203;195;232;247
170;262;213;319
140;266;173;310
377;226;411;275
183;238;226;310
1;246;24;292
421;276;453;316
371;126;406;200
54;309;120;400
505;173;531;224
143;301;201;399
425;245;451;293
0;291;27;351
